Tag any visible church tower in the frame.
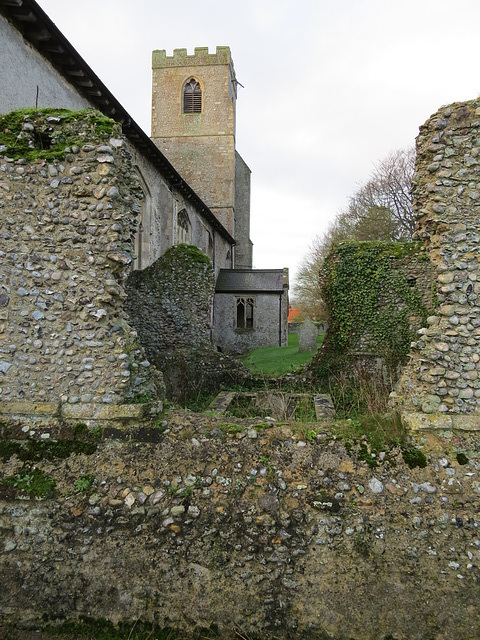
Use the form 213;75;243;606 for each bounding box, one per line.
151;46;253;268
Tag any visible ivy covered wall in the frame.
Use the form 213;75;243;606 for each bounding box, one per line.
309;241;435;384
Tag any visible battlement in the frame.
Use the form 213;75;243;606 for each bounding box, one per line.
152;46;231;68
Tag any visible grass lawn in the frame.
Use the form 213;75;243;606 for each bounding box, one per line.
240;332;324;376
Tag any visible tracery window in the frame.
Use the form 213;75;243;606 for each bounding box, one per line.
206;230;213;259
177;209;191;244
236;297;254;329
132;168;151;271
183;78;202;114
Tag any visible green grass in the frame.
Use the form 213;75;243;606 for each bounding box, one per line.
240;332;324;376
331;412;406;453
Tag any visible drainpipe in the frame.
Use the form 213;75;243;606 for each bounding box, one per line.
212;229;216;273
279;291;283;346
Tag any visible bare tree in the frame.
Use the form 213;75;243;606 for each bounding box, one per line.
350;147;416;240
291;235;327;321
293;147;416;310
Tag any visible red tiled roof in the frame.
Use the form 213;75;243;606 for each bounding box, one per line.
288;308;302;322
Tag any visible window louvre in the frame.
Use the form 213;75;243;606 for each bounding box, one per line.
183;78;202;114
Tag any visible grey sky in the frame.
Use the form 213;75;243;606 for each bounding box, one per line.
36;0;480;288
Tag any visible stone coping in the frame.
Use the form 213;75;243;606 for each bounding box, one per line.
402;411;480;432
0;401;163;423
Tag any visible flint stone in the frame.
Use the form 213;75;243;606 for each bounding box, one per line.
258;494;280;513
368;478;384;494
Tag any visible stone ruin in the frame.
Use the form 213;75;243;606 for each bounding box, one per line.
0;108;250;422
0;110;162;426
5;101;480;434
394;99;480;431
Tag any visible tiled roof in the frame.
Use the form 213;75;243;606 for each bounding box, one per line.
216;269;286;293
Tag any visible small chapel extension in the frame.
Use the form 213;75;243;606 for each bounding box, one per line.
214;269;289;353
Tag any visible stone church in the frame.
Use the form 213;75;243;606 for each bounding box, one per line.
150;46;288;354
0;0;288;360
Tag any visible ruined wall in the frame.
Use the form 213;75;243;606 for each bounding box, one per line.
125;245;249;401
0;109;158;408
311;242;435;383
395;100;480;430
1;416;480;640
125;244;215;355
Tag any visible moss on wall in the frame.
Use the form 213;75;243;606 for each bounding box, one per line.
0;108;117;161
126;244;250;402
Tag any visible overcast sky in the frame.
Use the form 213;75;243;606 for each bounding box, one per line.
36;0;480;290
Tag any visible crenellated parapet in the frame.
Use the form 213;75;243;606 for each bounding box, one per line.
152;46;231;68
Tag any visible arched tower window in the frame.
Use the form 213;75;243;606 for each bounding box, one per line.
183;78;202;114
177;209;191;244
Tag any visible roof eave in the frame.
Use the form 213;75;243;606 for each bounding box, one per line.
0;0;235;246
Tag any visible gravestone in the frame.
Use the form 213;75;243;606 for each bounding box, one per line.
298;317;318;353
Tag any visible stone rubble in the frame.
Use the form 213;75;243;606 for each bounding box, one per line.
1;411;480;638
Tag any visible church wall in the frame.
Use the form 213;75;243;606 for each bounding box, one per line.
234;151;253;269
127;144;232;273
0;13;90;115
152;134;235;237
214;291;287;354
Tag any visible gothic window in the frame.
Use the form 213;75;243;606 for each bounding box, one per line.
183;78;202;114
177;209;191;244
236;297;254;329
206;230;213;259
132;168;151;271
